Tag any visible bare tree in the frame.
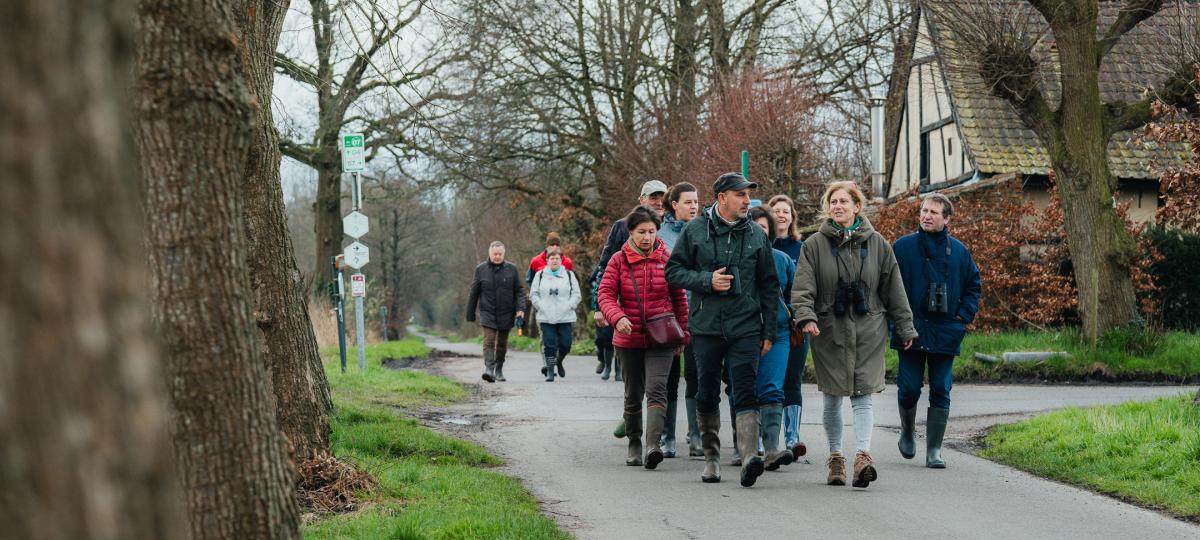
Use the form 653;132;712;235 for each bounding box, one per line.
236;0;333;459
134;0;301;537
0;2;183;538
276;0;474;288
927;0;1199;340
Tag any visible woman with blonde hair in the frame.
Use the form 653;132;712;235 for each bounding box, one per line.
791;181;917;489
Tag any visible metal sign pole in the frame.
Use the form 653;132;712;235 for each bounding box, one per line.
355;273;367;370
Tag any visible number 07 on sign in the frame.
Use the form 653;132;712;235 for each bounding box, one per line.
341;133;365;173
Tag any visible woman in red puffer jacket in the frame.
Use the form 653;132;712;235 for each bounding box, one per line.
598;206;690;470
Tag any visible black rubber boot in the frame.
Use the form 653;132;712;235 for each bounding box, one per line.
644;407;666;470
614;355;622;382
600;348;612;380
543;354;555;382
685;398;703;457
482;350;496;383
494;361;506;382
759;404;793;471
661;400;678;458
625;411;643;466
926;407;949;469
556;350;567;378
898;404;917;459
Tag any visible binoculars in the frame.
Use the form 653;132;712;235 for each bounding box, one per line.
834;280;870;316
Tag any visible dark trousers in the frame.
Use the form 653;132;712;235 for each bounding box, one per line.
682;342;698;400
896;350;955;409
783;335;808;407
617;346;675;413
666;351;681;402
482;327;510;367
539;322;573;359
693;335;760;416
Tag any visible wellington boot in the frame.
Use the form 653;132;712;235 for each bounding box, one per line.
613;419;626;439
482;351;495;383
644;407;666;470
494;361;506;382
614;357;623;382
595;349;605;374
825;451;847;486
600;349;612;380
852;450;878;488
898;404;917;459
555;350;567;378
685;398;703;457
661;401;678;458
625;411;643;466
729;402;741;466
759;405;793;471
697;413;721;483
926;407;949;469
543;354;555;382
736;411;764;487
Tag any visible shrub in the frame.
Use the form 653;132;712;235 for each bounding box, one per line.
1143;227;1200;330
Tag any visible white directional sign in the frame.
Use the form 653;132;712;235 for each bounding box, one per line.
343;241;370;269
350;274;366;297
343;211;369;239
341;133;365;173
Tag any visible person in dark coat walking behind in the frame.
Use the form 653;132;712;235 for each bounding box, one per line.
466;241;526;383
891;193;981;468
666;173;780;488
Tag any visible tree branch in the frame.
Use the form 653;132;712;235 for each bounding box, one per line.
278;136;317;168
1105;70;1199;135
1098;0;1164;61
274;53;321;88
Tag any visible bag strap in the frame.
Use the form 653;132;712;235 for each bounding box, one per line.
625;251;648;326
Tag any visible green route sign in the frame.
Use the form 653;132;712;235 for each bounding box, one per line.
341;133;365;173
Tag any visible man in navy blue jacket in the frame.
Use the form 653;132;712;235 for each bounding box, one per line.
891;193;981;469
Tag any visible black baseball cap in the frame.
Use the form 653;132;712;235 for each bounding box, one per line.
712;172;757;194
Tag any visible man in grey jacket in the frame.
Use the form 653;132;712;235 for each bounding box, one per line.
466;241;526;383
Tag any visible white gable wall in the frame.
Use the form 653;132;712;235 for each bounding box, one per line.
888;11;973;198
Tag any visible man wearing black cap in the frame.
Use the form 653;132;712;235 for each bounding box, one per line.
666;173;779;487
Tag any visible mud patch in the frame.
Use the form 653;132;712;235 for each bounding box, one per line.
381;348;481;371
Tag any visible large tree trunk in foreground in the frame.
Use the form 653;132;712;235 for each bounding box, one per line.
134;1;301;537
236;0;333;459
0;1;183;538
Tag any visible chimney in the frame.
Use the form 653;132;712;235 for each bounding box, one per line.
869;96;886;199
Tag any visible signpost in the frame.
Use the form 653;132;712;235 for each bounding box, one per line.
341;133;369;370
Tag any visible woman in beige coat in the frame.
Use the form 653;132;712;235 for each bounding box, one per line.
792;181;917;489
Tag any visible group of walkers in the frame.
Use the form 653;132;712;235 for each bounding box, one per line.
465;174;981;489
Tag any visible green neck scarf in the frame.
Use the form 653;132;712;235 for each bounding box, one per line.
830;216;862;232
628;240;651;257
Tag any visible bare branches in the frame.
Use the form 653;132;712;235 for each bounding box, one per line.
1099;0;1165;60
275;52;322;88
279;137;317;167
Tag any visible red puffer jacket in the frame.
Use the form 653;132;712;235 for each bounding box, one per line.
598;240;690;349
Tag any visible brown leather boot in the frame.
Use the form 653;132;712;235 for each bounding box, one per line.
644;407;666;470
852;450;878;488
825;451;847;486
697;413;721;483
735;411;764;487
625;411;643;466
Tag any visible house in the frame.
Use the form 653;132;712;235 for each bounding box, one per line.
884;0;1193;224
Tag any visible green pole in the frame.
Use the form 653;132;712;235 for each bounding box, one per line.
741;150;749;178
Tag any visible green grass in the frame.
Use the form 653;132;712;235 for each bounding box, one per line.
305;338;569;539
982;395;1200;520
881;329;1200;382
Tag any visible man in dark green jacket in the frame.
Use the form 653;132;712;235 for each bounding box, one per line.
666;173;779;488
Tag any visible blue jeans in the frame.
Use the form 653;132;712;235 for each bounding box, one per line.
896;350;954;409
754;330;790;405
539;323;573;359
693;335;760;415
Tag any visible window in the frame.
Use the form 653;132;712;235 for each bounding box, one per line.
919;132;930;184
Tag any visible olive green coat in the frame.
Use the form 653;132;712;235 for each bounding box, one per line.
791;216;917;396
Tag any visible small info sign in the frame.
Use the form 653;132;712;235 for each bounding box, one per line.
351;273;366;297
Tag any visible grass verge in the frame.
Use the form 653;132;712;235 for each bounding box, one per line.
981;395;1200;521
304;337;569;539
882;329;1200;383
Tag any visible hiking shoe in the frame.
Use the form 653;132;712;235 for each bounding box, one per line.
852;450;878;488
826;452;847;486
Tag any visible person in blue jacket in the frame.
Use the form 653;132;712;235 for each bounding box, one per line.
890;193;982;469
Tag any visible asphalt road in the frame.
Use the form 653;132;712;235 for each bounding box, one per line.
417;331;1199;540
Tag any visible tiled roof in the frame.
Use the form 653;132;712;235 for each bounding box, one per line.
923;0;1194;179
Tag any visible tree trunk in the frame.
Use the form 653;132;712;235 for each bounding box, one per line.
236;0;333;459
312;133;344;293
0;2;184;538
1050;12;1139;342
134;0;301;537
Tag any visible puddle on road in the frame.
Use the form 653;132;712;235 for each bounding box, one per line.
437;415;473;426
